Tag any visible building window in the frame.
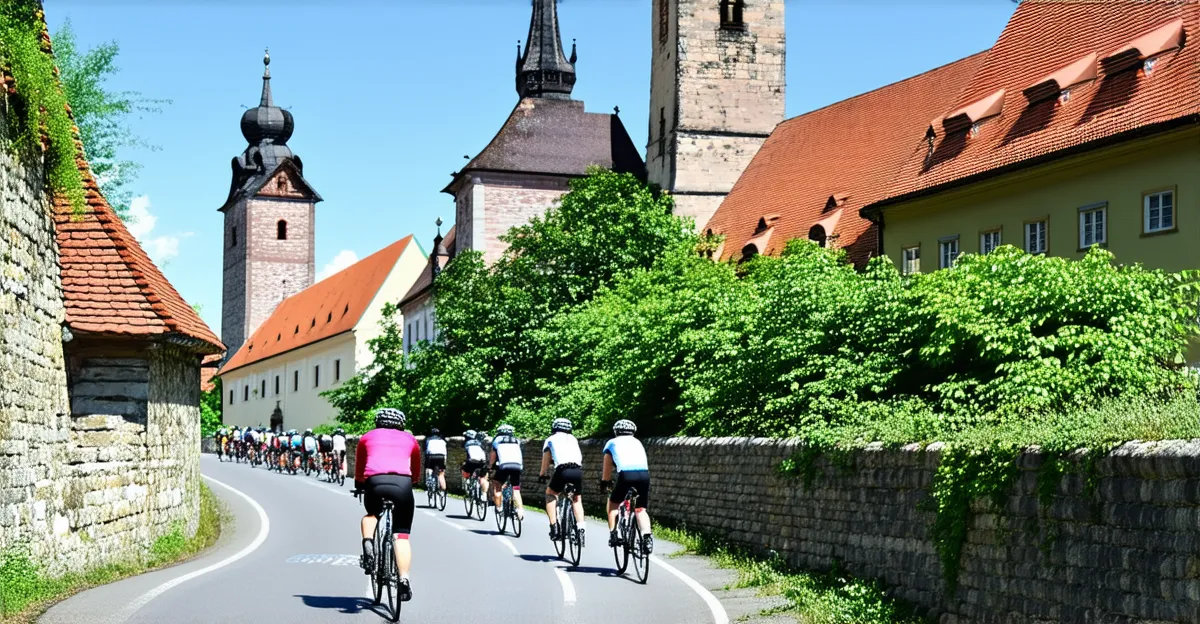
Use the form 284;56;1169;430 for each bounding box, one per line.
314;365;320;388
293;370;299;392
229;390;234;405
274;375;280;396
939;237;960;269
243;384;249;401
335;359;341;382
658;107;667;158
1025;220;1047;254
1144;190;1175;234
277;220;288;240
260;379;266;398
719;0;744;30
1079;203;1107;248
980;230;1001;255
902;246;920;275
230;226;238;248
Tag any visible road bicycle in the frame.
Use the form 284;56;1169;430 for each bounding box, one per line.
608;484;650;584
493;475;522;537
462;470;488;521
353;490;403;622
425;467;446;511
551;481;583;566
216;439;228;462
247;444;259;467
321;452;345;486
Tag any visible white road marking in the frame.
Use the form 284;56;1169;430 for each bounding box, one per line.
439;518;466;531
422;510;436;517
112;476;270;623
554;568;577;606
497;536;520;556
651;556;730;624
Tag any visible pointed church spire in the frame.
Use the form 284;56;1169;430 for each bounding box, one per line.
260;48;273;107
516;0;577;100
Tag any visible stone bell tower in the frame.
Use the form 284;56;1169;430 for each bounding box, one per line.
648;0;786;229
219;50;322;358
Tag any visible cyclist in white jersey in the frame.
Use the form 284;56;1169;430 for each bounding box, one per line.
490;424;524;520
332;428;348;474
461;430;489;494
424;428;448;492
539;418;584;543
601;419;652;553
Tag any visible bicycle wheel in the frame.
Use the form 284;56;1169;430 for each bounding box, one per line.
567;514;582;567
437;488;446;511
387;544;402;622
613;515;630;574
495;496;507;534
474;489;487;521
632;520;649;584
371;527;385;606
464;485;474;517
553;504;566;559
338;466;346;487
426;481;435;508
512;504;522;538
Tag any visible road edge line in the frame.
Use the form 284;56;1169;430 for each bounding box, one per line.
553;568;577;606
112;475;271;623
651;555;730;624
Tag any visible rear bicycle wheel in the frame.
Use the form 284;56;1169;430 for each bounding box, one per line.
567;513;582;567
553;503;566;559
464;486;474;517
387;544;402;622
632;520;650;584
512;503;522;538
437;487;446;511
474;489;487;521
613;515;630;574
495;495;507;534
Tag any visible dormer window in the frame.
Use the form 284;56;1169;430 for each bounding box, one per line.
755;214;781;233
1023;53;1097;104
1102;18;1183;75
943;89;1006;134
719;0;745;30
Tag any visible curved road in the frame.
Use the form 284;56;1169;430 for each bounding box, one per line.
42;455;728;624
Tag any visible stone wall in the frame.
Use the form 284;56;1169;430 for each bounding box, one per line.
0;101;73;565
452;173;570;265
390;435;1200;624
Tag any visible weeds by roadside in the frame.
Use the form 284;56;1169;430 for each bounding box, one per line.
654;523;924;624
0;483;227;622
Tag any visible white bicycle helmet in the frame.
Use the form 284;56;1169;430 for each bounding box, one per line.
497;424;515;436
374;408;406;430
613;419;637;436
551;418;573;434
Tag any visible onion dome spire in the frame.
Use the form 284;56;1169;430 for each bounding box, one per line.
240;48;294;148
516;0;577;100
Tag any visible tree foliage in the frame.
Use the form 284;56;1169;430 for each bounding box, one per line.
51;19;165;219
200;377;223;437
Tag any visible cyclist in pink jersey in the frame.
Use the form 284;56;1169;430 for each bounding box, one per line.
355;408;421;602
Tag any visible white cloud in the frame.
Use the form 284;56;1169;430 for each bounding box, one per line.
318;250;359;282
125;195;187;264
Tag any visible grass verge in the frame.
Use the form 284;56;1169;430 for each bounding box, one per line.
0;482;228;623
654;522;925;624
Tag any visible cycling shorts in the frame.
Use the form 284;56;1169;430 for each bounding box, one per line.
548;464;583;495
609;470;650;509
492;464;522;489
363;474;415;537
461;459;486;476
425;455;446;471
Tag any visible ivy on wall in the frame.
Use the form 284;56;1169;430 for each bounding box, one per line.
0;0;86;214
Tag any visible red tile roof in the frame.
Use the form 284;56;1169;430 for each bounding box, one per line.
54;145;224;354
873;1;1200;209
219;236;415;375
705;51;988;265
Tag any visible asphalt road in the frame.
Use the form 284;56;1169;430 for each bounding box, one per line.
41;454;728;624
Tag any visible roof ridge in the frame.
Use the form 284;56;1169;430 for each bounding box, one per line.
778;49;992;126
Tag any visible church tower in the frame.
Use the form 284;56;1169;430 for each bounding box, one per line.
220;51;322;358
648;0;785;229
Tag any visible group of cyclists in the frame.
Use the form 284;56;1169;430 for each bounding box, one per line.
214;425;348;481
352;409;655;604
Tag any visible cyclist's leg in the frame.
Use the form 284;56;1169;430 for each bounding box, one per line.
437;465;446;491
630;472;653;551
510;469;524;516
566;468;586;524
491;468;503;510
361;482;382;569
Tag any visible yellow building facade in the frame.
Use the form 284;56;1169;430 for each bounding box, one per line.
877;126;1200;274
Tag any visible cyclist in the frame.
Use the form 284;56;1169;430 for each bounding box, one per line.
355;408;421;602
460;430;488;493
289;429;304;467
244;426;259;457
215;427;228;460
332;428;348;475
229;425;242;458
539;418;584;543
318;431;334;472
302;428;318;471
601;419;652;554
489;424;524;521
424;428;447;493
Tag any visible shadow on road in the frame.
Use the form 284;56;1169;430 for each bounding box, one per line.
468;529;501;536
294;594;378;615
561;565;628;580
444;514;474;521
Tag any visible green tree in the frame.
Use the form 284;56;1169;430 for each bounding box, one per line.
52;19;165;219
200;377;223;437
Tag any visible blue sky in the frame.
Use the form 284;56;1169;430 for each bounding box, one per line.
43;0;1016;337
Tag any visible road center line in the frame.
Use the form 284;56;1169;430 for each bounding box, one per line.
112;475;270;623
439;518;466;531
497;536;520;556
554;568;577;606
651;556;730;624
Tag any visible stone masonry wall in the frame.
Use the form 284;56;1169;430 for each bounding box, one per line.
0;102;72;565
379;435;1200;624
481;178;568;264
246;196;314;340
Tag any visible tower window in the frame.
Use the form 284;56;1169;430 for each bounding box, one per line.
658;107;667;158
277;220;288;240
720;0;745;30
658;0;669;46
230;226;238;248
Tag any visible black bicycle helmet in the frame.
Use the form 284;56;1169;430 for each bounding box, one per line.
430;428;441;437
375;408;406;430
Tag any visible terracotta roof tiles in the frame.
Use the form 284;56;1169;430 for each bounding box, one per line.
219;236;415;375
705;51;988;265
